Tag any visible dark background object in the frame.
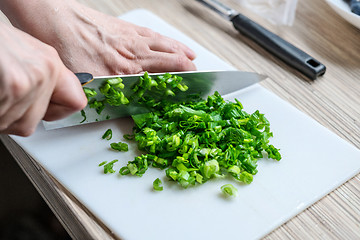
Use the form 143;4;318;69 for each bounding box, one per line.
0;141;70;240
196;0;326;80
230;14;326;80
349;0;360;15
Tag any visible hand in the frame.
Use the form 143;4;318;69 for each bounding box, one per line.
53;5;197;76
2;0;197;76
0;23;87;136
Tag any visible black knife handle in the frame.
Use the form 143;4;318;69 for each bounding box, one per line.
75;72;94;86
231;14;326;80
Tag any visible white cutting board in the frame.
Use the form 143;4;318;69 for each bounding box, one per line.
11;9;360;240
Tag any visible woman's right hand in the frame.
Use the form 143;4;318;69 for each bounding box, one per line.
0;23;87;136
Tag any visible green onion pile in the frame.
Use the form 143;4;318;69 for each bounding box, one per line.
84;72;281;197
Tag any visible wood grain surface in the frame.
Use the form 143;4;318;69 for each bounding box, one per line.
1;0;359;239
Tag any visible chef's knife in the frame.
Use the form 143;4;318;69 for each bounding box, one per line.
196;0;326;80
43;70;266;130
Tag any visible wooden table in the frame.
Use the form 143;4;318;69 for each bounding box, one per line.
1;0;360;239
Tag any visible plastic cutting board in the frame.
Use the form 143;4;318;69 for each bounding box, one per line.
10;9;360;240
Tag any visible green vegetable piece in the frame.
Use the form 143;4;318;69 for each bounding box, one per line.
98;78;129;107
107;77;124;89
221;184;238;197
127;163;138;175
239;172;253;184
89;99;105;115
178;170;191;188
176;83;188;92
110;142;128;152
98;161;107;166
166;168;178;181
119;166;130;175
102;129;112;140
228;166;241;175
153;178;163;191
80;110;86;123
165;89;175;96
83;87;97;100
93;72;281;192
101;160;118;174
166;134;181;151
266;145;282;161
123;134;135;140
100;83;111;94
202;159;220;179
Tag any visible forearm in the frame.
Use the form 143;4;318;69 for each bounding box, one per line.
0;0;77;39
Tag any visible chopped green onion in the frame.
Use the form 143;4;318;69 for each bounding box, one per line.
221;184;238;197
153;178;163;191
239;172;253;184
123;134;134;140
119;166;130;175
202;159;220;179
100;160;118;174
110;142;128;152
102;129;112;140
98;161;107;166
127;163;138;175
83;87;97;100
80;109;86;123
89;99;105;115
107;77;124;89
88;72;281;194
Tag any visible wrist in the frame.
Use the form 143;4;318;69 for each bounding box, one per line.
0;0;77;36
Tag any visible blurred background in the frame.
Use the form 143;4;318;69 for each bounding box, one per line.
0;141;70;240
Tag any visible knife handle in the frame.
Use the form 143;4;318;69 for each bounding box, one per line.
75;72;94;86
231;14;326;80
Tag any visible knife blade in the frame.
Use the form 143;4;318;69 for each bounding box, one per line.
43;70;266;130
196;0;326;80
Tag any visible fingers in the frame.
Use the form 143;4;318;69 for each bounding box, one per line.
43;102;82;122
0;69;86;136
0;68;50;136
2;86;53;136
0;93;37;133
43;69;87;121
0;23;87;136
144;33;196;61
140;51;197;73
134;27;197;72
116;28;197;73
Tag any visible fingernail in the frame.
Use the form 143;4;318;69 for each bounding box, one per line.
186;49;197;60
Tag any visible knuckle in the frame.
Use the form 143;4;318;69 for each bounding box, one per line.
16;127;35;137
0;120;35;137
126;61;142;74
132;39;150;54
170;42;179;52
39;46;60;74
12;121;36;137
0;122;8;132
176;55;192;70
0;106;6;118
139;27;154;37
152;31;161;40
44;44;59;57
118;62;142;75
9;76;31;101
